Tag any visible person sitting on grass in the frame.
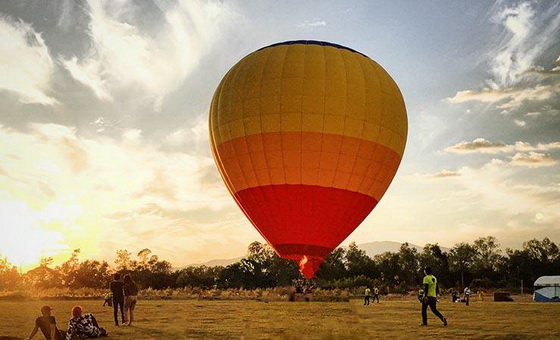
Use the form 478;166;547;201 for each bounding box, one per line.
25;306;66;340
65;306;107;340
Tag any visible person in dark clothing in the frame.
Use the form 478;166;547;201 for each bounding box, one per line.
110;273;125;326
123;274;139;326
420;266;447;327
25;306;66;340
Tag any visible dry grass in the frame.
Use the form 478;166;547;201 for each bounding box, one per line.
0;295;558;339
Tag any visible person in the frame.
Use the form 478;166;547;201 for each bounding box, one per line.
294;279;303;294
123;274;139;326
110;273;125;326
65;306;107;340
420;266;447;327
373;286;380;303
452;291;459;303
364;287;371;305
464;286;471;306
102;292;113;307
25;306;66;340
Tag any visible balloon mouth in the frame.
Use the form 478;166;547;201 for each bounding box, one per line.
298;256;323;279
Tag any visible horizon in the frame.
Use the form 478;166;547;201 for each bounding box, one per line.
9;236;551;274
1;1;559;271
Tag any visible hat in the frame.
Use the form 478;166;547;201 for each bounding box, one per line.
41;306;53;313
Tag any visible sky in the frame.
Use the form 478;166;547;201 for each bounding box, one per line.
0;0;559;270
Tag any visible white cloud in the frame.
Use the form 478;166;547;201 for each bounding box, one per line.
122;128;142;143
510;152;557;167
489;2;534;87
489;2;560;87
514;119;526;127
297;20;327;29
429;170;462;178
446;83;560;109
445;138;560;154
445;138;513;154
60;0;235;108
164;114;209;154
0;16;57;105
447;2;560;110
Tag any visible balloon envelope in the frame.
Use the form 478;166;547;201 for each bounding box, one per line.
209;41;407;278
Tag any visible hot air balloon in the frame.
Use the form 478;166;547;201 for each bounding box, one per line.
209;40;407;279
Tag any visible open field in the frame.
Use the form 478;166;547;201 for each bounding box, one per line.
0;296;558;339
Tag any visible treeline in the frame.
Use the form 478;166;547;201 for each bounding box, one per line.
1;236;559;293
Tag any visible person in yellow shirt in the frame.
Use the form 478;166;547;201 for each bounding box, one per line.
364;287;371;305
421;266;447;326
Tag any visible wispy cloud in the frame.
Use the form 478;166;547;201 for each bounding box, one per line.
445;138;560;154
0;16;57;105
446;2;560;110
446;83;560;109
445;138;512;154
510;152;557;167
297;20;327;29
514;119;526;127
430;170;462;178
60;0;235;108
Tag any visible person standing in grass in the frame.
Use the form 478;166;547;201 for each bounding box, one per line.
464;286;471;306
25;306;66;340
123;274;139;326
373;286;380;303
420;266;447;327
364;287;371;305
110;273;125;326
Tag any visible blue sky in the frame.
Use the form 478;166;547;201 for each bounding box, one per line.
0;0;559;268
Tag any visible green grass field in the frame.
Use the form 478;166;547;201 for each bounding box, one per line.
1;296;558;339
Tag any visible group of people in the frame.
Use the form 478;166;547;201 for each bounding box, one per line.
363;286;380;305
451;286;471;305
25;273;139;340
25;305;107;340
110;273;139;326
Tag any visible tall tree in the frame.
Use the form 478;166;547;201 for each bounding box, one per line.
448;242;477;288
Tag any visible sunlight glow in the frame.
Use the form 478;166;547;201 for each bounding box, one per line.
0;201;69;270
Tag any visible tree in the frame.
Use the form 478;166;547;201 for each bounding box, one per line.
316;247;347;281
114;249;134;272
71;260;111;289
345;242;377;279
0;257;21;290
374;252;401;288
449;242;477;288
472;236;503;280
176;265;223;288
58;249;81;288
397;243;420;287
419;244;450;287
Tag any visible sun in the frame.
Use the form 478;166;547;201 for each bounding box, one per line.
0;201;68;270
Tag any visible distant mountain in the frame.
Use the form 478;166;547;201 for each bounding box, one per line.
176;256;244;270
356;241;450;257
175;241;451;270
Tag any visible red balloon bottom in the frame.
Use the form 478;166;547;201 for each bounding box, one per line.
235;184;378;278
